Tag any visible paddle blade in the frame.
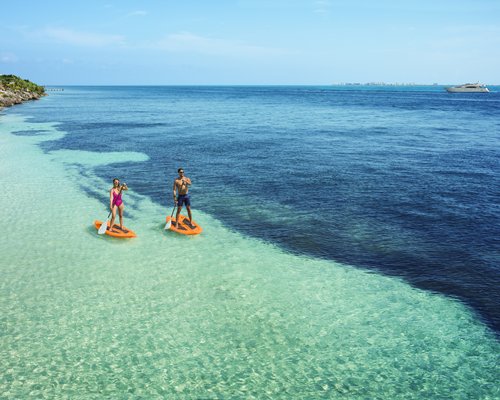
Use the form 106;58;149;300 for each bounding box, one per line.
98;220;108;235
164;219;172;230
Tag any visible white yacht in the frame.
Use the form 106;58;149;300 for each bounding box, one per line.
445;83;489;93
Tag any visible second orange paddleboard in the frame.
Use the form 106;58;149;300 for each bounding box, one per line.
166;215;202;235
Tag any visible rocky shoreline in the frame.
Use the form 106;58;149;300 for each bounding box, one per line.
0;75;46;110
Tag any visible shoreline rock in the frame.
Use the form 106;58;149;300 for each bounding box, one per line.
0;75;46;110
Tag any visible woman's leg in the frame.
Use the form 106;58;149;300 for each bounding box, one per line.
109;206;117;230
118;204;125;229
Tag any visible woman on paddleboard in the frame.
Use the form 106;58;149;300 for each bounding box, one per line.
109;178;128;231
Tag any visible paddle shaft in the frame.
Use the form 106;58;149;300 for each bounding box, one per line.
170;205;177;219
164;205;177;229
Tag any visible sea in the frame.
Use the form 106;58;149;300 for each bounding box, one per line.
0;85;499;398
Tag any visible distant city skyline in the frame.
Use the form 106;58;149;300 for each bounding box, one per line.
1;0;499;85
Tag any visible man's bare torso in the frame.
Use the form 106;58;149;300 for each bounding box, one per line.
174;178;189;195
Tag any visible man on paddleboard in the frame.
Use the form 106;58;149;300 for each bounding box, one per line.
173;168;195;227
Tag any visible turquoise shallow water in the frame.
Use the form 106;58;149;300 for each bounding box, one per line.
28;85;500;333
0;113;499;398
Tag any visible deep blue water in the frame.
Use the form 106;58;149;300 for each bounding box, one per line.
14;85;500;334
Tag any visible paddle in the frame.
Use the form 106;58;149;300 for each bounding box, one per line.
164;205;177;230
98;185;124;235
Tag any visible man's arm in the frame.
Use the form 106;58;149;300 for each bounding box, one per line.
172;180;177;201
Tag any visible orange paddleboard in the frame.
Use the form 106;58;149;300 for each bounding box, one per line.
94;220;137;238
166;214;202;235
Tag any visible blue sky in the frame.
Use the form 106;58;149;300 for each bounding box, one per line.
1;0;499;84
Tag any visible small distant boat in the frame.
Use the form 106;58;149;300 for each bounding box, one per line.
445;83;489;93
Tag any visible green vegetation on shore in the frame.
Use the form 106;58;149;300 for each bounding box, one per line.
0;74;45;108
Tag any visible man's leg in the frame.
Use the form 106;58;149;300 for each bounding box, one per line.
175;205;183;227
186;205;193;225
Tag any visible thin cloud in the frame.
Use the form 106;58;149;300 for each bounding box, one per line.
152;31;291;57
126;10;148;17
40;27;125;47
314;0;331;14
0;52;18;63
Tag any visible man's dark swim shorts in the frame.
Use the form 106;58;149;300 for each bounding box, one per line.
177;194;191;207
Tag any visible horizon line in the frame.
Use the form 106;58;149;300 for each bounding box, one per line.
40;83;500;87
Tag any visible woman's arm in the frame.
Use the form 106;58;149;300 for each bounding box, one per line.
109;189;114;210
